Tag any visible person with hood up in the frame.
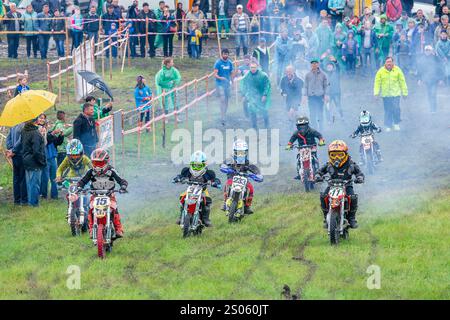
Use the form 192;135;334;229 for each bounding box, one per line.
374;14;394;66
275;29;293;86
324;60;343;121
303;23;319;60
155;57;182;116
435;29;450;84
333;23;347;68
316;19;335;57
386;0;402;22
416;45;442;113
240;61;272;129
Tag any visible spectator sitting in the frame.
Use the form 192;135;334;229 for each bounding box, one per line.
14;76;30;97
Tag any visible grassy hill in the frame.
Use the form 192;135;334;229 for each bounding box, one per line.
1;186;449;300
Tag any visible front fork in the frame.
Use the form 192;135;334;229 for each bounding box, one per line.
92;207;113;245
326;198;347;234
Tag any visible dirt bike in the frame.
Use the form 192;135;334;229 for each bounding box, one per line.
288;144;318;192
84;189;126;259
60;178;88;236
174;179;221;238
220;166;263;223
317;178;356;246
352;132;379;175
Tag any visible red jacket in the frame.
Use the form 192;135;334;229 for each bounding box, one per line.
247;0;266;14
386;0;402;22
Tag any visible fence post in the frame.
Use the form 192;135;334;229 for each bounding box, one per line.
174;89;178;129
215;16;222;57
47;62;53;93
205;76;210;122
184;85;188;126
109;36;113;80
58;60;62;104
194;79;198;120
152;103;156;153
127;32;131;67
145;17;149;56
181;17;185;59
162;90;166;149
65;17;70;106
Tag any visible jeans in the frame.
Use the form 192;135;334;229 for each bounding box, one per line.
162;33;174;57
26;35;39;58
57;152;66;167
38;34;50;59
235;32;248;57
55;39;65;57
12;156;28;205
7;34;20;58
72;31;83;50
189;43;200;58
217;15;229;36
140;110;150;123
140;34;155;57
26;169;42;207
250;110;269;129
41;157;58;199
187;36;203;56
87;31;98;44
129;32;138;57
361;47;376;75
328;93;343;120
425;82;437;113
345;54;356;74
382;96;401;128
308;96;325;131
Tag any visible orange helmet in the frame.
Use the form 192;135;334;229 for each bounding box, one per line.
90;148;110;174
328;140;349;167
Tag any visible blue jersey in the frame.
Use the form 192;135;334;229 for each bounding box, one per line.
214;59;234;86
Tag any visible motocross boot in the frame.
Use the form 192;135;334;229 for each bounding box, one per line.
348;195;359;229
202;204;213;227
244;206;254;215
113;212;124;238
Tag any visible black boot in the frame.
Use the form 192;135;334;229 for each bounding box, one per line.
320;193;328;229
244;206;254;215
348;194;359;229
347;212;359;229
202;205;212;227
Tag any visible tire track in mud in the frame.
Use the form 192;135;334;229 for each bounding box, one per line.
287;232;319;300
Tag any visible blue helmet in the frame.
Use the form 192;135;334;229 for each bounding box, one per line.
66;139;84;165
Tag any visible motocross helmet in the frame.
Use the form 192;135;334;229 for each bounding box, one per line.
328;140;349;168
233;139;249;165
189;150;207;178
66;139;84;166
296;116;309;135
91;148;110;174
359;110;372;127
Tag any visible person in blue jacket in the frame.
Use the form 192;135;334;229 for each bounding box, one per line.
134;75;153;129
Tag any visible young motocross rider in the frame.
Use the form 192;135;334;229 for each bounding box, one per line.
285;116;325;178
172;151;222;227
77;148;128;238
220;139;263;215
350;110;383;164
315;140;365;229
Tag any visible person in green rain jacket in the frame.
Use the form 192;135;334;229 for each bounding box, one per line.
155;57;182;114
333;23;347;68
154;1;165;49
374;14;394;66
316;19;335;57
240;61;271;129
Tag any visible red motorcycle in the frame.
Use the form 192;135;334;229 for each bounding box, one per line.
289;144;318;192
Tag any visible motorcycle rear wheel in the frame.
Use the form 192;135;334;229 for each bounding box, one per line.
329;210;340;246
97;224;105;259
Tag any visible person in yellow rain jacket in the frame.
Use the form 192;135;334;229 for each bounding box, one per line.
188;21;203;59
373;56;408;132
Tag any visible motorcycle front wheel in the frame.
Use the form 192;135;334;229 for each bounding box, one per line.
182;214;191;238
97;224;105;259
70;208;81;237
329;210;340;246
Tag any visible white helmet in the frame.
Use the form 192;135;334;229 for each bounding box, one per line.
233;139;249;165
189;150;207;178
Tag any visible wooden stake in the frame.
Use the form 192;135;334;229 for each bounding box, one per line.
65;18;70;106
215;16;221;57
58;60;62;103
181;17;185;59
152;103;156;153
145;17;149;56
109;36;113;80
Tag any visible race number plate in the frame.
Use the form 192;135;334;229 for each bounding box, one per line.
329;187;344;198
232;176;247;187
94;196;110;207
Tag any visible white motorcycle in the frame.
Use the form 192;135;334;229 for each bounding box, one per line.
60;178;88;236
220;166;263;223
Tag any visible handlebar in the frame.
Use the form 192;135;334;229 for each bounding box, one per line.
219;167;263;183
78;189;127;195
290;144;317;149
173;178;222;189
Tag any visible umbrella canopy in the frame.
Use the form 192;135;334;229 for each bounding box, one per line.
0;90;57;127
77;70;114;100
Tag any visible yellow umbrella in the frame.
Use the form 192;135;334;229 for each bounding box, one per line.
0;90;57;127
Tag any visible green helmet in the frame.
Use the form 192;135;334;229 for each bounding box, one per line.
189;151;207;178
66;139;84;166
